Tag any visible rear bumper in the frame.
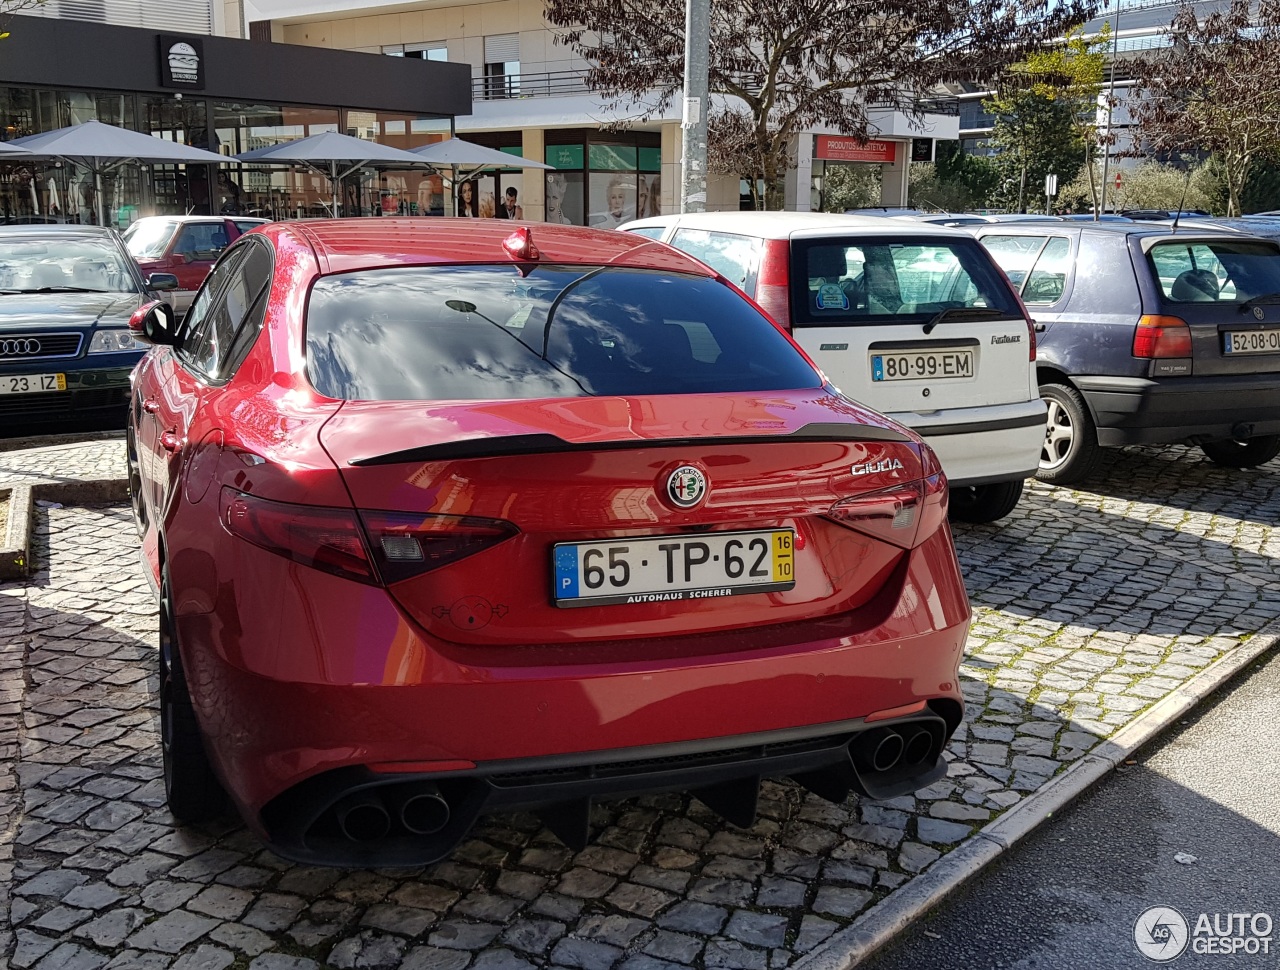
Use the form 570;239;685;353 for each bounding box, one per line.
175;527;969;865
1076;374;1280;445
889;399;1045;486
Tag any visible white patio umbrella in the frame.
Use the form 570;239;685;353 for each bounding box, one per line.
235;131;434;217
410;138;554;216
10;120;231;226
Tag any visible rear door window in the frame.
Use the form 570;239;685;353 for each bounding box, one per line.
789;236;1021;326
174;223;230;259
980;234;1049;290
669;229;762;290
1147;240;1280;303
1022;236;1071;305
305;265;820;401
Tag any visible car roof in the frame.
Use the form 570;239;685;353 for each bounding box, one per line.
127;215;268;226
619;210;969;239
268;217;717;276
0;224;117;238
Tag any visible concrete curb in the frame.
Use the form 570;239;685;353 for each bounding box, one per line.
0;483;33;580
0;477;129;580
794;625;1280;970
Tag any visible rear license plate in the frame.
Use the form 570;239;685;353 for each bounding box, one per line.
553;529;796;608
871;350;974;381
1223;328;1280;355
1;373;65;395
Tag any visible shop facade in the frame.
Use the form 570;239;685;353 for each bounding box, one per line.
0;14;470;227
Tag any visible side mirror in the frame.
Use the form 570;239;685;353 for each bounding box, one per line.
147;272;179;292
128;300;177;346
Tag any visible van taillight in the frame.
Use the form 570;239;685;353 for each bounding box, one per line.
1133;315;1192;358
219;488;517;585
754;238;792;329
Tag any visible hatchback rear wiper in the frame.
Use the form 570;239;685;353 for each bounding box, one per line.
922;306;1017;335
1238;292;1280;312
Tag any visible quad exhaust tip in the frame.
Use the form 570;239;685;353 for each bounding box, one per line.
335;795;392;842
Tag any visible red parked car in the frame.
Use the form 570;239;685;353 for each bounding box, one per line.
122;215;268;316
127;218;970;867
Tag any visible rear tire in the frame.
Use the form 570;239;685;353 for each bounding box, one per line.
1198;435;1280;468
160;570;225;822
1037;382;1101;486
126;424;146;537
948;479;1024;523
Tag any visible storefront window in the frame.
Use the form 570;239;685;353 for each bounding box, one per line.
215;103;341;219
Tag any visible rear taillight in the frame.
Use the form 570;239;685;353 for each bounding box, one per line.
219;488;517;585
220;488;375;584
754;238;792;329
1133;315;1192;358
358;510;518;584
827;481;924;549
827;447;949;549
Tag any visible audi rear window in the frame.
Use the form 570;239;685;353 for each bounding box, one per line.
305;264;821;401
790;236;1021;325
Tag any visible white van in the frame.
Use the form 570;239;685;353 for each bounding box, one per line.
620;212;1045;522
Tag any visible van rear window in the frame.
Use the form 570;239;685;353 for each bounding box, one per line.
789;236;1021;326
305;264;821;401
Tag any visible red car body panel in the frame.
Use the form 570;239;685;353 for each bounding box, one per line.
130;218;970;867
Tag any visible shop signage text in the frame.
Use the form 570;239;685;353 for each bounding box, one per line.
815;136;897;163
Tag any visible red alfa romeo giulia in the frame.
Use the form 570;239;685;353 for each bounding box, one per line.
127;218;971;867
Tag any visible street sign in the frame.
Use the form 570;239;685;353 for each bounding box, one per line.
1115;171;1123;189
1044;173;1059;197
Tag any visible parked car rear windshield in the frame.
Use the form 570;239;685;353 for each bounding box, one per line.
1147;238;1280;304
789;236;1021;326
305;264;821;401
121;221;177;260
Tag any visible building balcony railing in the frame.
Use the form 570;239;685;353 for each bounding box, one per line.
472;69;959;117
471;71;593;101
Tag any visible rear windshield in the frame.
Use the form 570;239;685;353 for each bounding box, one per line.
305;264;821;401
122;220;177;260
1147;239;1280;304
789;236;1021;326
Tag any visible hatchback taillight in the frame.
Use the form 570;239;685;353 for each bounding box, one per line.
826;448;948;549
1133;315;1193;358
219;488;517;585
754;238;792;329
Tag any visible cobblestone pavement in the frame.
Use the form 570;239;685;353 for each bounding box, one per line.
0;441;1276;970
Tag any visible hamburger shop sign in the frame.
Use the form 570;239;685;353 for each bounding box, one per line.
159;35;205;90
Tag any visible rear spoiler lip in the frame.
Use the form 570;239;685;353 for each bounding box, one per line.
348;422;912;466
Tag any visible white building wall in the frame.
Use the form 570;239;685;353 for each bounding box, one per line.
31;0;214;33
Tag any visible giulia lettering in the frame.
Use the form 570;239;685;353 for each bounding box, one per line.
851;459;905;476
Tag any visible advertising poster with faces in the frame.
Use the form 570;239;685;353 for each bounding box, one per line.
494;174;523;219
590;172;637;229
544;172;584;225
